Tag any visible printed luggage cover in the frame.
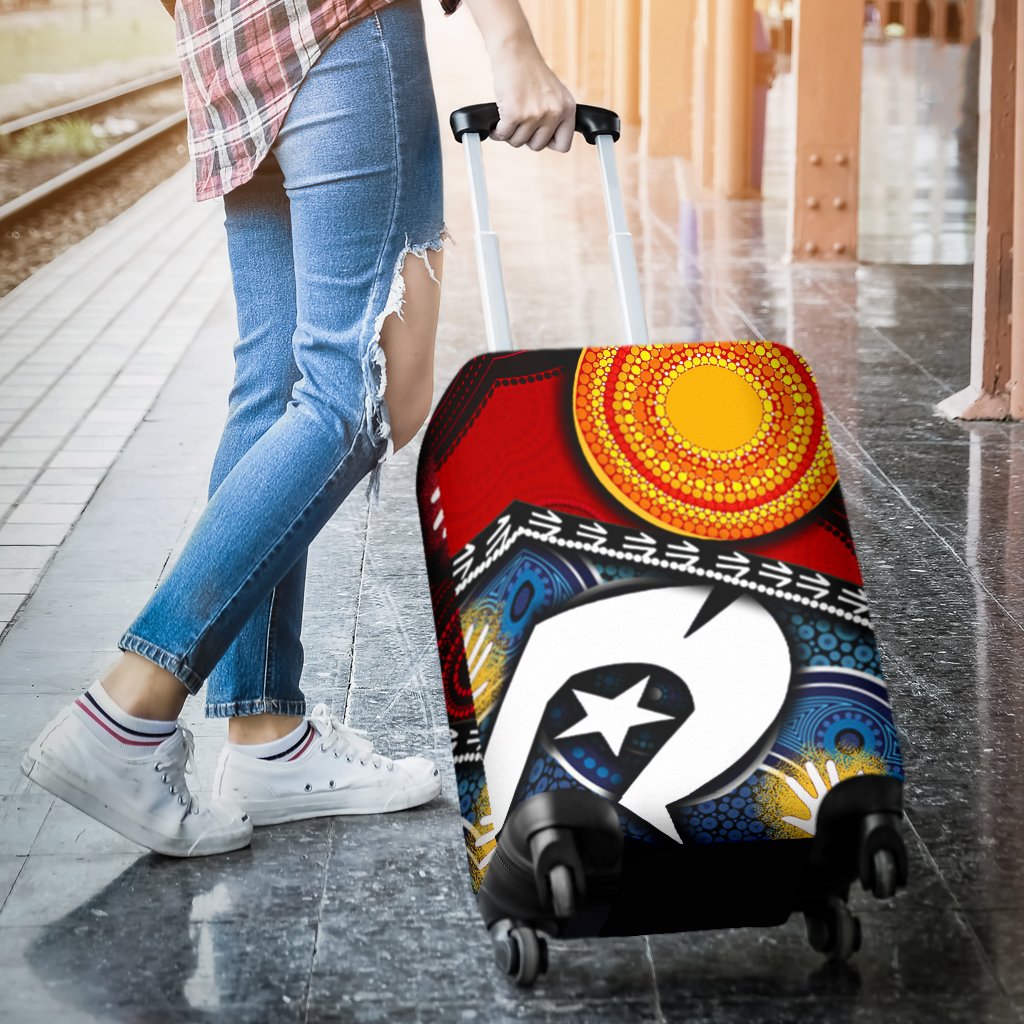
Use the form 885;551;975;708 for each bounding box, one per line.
416;342;904;891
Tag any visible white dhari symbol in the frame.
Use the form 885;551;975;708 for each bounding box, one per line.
482;585;792;843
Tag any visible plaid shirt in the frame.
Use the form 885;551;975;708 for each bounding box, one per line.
164;0;460;201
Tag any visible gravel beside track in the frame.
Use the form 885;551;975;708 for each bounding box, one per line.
0;126;189;297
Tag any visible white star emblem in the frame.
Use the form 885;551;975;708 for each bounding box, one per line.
555;677;673;757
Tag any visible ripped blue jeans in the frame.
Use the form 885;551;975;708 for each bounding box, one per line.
118;0;445;717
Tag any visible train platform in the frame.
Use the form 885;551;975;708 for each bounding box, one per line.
0;9;1021;1023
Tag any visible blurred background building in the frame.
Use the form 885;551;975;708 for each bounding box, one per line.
518;0;1021;422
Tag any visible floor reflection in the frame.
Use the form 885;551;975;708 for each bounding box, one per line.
23;845;319;1023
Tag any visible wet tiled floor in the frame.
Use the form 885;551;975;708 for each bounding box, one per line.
0;14;1019;1024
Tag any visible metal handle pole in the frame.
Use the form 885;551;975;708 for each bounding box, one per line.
462;125;647;352
463;133;515;352
596;134;649;347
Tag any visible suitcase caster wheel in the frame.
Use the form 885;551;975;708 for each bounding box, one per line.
805;897;861;964
548;864;577;919
493;926;547;987
867;847;899;900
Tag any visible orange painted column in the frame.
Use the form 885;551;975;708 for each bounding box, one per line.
612;0;642;125
570;0;585;92
713;0;756;197
640;0;696;157
1010;0;1024;419
579;0;611;105
546;1;570;81
789;0;863;260
558;0;582;91
933;0;949;42
939;0;1018;420
961;0;978;44
691;0;717;188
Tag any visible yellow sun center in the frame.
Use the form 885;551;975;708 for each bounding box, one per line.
665;364;764;452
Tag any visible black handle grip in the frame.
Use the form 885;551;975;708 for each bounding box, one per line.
450;102;621;145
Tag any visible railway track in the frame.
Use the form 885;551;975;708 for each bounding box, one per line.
0;67;186;231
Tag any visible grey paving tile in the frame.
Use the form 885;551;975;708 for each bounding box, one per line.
61;435;132;453
0;856;25;911
5;503;84;526
965;909;1024;999
21;577;155;615
0;653;112;695
0;397;37;413
0;523;72;546
21;484;96;505
0;767;25;796
0;852;142;928
0;469;38;486
0;437;58;453
0;451;50;469
27;540;167;584
0;554;43;582
0;544;46;569
72;419;141;438
0;794;52;856
34;466;108;486
2;614;127;654
48;451;119;470
0;594;27;620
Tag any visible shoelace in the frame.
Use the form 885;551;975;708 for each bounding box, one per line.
308;703;394;771
154;723;199;818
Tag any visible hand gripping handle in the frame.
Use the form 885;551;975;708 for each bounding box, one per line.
451;102;647;353
450;102;621;145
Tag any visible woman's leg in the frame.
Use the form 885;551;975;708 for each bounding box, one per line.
103;153;311;731
206;152;308;735
107;0;445;711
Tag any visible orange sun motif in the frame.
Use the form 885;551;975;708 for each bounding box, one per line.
572;343;839;541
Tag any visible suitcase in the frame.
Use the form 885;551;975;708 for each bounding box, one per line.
416;103;908;986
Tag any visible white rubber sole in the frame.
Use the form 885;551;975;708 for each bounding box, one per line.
21;751;252;858
225;774;442;827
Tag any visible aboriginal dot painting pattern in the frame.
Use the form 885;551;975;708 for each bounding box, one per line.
457;767;486;819
674;776;766;844
780;611;881;676
573;343;839;540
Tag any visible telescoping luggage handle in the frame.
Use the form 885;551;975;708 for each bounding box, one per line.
451;102;649;353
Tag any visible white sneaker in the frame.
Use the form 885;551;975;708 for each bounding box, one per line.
22;704;253;857
212;703;442;826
